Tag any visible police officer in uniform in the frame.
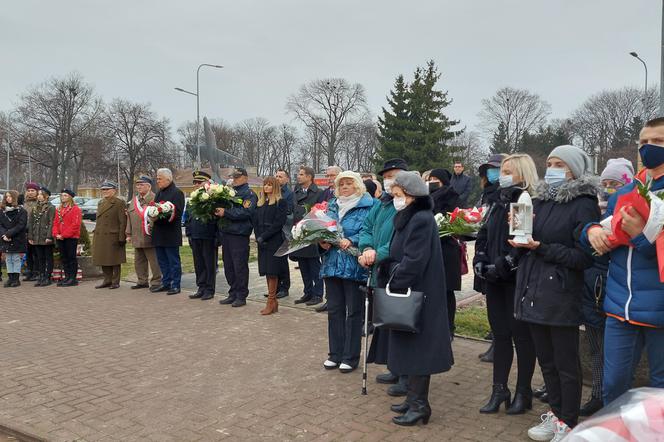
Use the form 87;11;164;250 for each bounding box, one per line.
186;171;219;301
216;167;257;307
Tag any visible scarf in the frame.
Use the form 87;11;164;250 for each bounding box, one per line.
336;194;362;220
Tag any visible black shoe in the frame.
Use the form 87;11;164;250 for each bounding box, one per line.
34;278;44;287
315;301;328;312
480;342;495;363
189;291;204;299
376;372;399;384
41;278;53;287
109;284;120;289
387;376;408;397
294;294;312;304
305;297;323;306
480;384;511;414
95;282;111;289
390;400;410;414
62;278;78;286
56;279;65;287
533;384;547;398
131;284;149;290
579;397;603;417
219;297;236;305
201;293;214;300
167;288;181;295
150;285;168;293
231;299;246;307
506;387;532;415
392;401;431;426
276;291;289;299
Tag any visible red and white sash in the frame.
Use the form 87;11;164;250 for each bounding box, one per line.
133;196;151;235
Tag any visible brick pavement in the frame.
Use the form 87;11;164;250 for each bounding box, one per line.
0;280;567;442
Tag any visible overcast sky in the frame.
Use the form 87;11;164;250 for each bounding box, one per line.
1;0;661;143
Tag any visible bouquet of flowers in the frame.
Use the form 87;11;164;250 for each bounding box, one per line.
600;171;664;282
146;200;176;222
435;206;484;238
188;181;243;223
275;202;359;257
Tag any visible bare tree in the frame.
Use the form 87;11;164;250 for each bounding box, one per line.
336;120;380;172
235;117;274;175
449;131;489;175
286;78;368;166
478;87;551;153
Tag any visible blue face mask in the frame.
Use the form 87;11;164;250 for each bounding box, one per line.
544;168;567;186
498;175;513;188
639;144;664;169
486;168;500;184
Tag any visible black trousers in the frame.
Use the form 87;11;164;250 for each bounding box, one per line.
221;233;250;301
325;277;363;367
486;282;536;389
191;238;217;296
57;238;78;280
25;243;36;275
33;245;54;279
530;323;582;428
297;257;323;298
277;263;290;293
446;290;456;335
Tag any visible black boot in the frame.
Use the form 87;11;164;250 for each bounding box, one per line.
390;400;410;414
479;384;511;413
506;386;532;415
392;399;431;426
34;274;44;287
11;273;20;287
579;397;603;417
387;376;409;397
480;341;495;363
3;275;12;288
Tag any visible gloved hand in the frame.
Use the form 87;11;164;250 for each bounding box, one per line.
256;236;264;246
474;261;486;278
484;264;499;283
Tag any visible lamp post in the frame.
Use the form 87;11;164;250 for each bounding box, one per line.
630;52;649;121
174;63;223;169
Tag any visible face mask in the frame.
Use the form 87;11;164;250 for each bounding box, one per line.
498;175;513;188
486;168;500;184
544;167;567;186
383;178;395;194
393;196;407;211
428;182;441;193
639;143;664;169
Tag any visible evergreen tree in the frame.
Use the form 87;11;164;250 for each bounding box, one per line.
491;122;510;154
376;75;411;166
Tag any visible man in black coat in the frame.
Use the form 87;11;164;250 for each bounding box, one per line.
186;171;219;301
275;169;294;299
292;166;324;306
216;167;257;308
450;162;472;207
150;168;186;295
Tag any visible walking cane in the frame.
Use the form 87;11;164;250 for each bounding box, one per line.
362;269;372;395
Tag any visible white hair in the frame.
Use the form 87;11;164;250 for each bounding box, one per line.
327;165;342;174
157;168;173;181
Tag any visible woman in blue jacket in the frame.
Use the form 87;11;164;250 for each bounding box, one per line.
320;171;377;373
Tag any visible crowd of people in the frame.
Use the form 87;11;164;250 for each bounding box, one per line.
1;117;664;441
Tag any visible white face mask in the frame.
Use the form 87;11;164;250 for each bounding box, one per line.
499;175;513;188
383;178;395;195
393;196;408;211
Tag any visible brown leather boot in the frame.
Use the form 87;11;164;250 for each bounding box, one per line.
261;276;279;315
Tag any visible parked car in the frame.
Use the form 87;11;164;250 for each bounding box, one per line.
49;195;90;207
80;198;101;220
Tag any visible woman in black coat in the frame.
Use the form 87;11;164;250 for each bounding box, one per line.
378;171;453;427
473;154;538;415
510;145;600;439
426;168;462;336
253;176;288;315
0;190;28;287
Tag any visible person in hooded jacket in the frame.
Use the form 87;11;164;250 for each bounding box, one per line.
511;145;600;441
426;168;462;337
474;154;538;416
320;171;376;373
379;171;453;427
0;191;28;287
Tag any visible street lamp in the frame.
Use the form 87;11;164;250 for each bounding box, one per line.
630;52;648;116
174;63;223;169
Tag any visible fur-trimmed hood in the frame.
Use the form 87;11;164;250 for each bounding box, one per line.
535;175;600;203
394;195;433;230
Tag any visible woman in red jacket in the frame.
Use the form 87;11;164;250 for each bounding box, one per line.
52;189;82;287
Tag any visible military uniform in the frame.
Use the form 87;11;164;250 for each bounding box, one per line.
126;177;162;289
92;182;127;288
22;182;40;281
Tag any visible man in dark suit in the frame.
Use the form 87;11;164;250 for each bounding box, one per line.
275;168;293;299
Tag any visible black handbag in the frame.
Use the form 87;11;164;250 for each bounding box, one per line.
372;268;425;333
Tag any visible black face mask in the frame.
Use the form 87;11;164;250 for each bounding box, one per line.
428;182;441;193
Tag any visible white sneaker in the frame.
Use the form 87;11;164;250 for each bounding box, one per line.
550;421;571;442
527;411;558;441
323;359;338;369
338;363;354;373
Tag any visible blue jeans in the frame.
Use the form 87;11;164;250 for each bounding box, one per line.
603;316;664;405
297;257;323;298
5;253;24;273
155;246;181;289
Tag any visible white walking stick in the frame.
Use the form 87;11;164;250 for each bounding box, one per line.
362;269;372;395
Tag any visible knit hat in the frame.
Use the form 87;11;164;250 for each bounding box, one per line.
429;168;451;186
334;171;366;196
363;179;377;197
393;171;429;197
548;145;592;179
600;158;634;185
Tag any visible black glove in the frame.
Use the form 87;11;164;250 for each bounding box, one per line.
484;264;499;283
474;261;486;278
256;236;264;246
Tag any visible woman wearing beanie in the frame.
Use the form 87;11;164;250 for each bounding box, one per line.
52;190;82;287
380;171;453;426
474;154;538;415
510;145;600;441
577;158;634;417
426;168;462;337
0;191;28;287
320;171;377;373
28;188;56;287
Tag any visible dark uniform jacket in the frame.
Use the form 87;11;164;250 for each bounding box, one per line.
219;183;257;237
92;196;127;266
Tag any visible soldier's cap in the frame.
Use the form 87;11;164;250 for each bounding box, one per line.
229;167;248;178
39;186;52;197
100;181;118;190
193;170;212;183
377;158;408;176
61;188;76;197
135;176;153;185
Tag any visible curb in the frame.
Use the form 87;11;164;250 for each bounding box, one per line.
0;420;47;442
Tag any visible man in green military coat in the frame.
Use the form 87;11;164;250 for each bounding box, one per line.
93;181;127;289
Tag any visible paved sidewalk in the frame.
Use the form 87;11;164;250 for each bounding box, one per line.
0;281;559;441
